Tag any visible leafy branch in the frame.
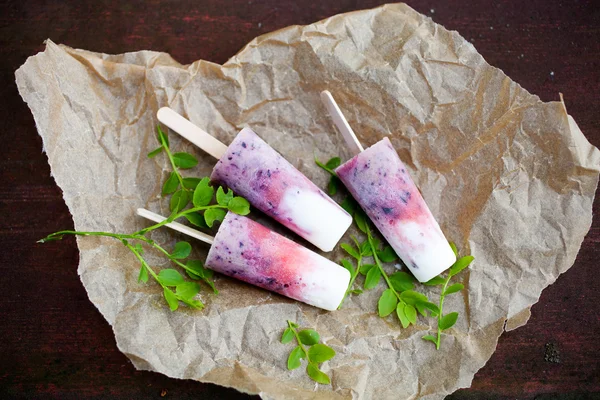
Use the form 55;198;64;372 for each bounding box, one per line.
281;320;335;384
39;125;251;311
422;245;474;349
316;156;472;348
339;202;439;329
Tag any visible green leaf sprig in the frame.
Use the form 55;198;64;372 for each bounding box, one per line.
316;156;472;347
39;125;251;311
314;155;343;195
422;244;474;349
281;320;335;384
339;204;439;328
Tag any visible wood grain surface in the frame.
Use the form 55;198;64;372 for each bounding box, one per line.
1;1;598;399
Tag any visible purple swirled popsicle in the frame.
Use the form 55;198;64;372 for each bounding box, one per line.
210;128;352;252
335;138;456;282
157;108;352;252
205;212;350;311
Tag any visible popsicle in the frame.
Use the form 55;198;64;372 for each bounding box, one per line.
320;91;456;282
137;208;350;311
157;108;352;252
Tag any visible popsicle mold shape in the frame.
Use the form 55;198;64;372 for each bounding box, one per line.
206;212;350;311
335;138;456;282
211;127;352;252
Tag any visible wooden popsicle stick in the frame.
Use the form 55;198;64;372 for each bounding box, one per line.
136;208;215;245
320;90;364;155
157;107;228;160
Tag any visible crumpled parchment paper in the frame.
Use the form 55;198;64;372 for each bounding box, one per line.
16;3;599;399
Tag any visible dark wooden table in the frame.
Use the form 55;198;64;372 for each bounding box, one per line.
1;1;599;399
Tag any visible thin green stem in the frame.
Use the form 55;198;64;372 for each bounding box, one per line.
436;274;452;350
124;242;161;283
161;138;187;190
287;320;313;365
347;255;362;294
134;204;226;235
39;230;152;244
366;226;401;301
151;241;201;278
337;254;362;309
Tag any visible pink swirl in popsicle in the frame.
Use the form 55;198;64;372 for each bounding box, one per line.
210;128;352;252
205;212;350;310
335;138;456;282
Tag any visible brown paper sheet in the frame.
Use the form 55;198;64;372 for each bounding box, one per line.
16;3;599;399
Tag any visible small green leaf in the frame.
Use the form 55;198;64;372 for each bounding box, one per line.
193;177;214;207
360;240;372;256
158;269;185;286
172;241;192;259
364;266;381;290
340;197;357;215
439;312;459;331
186;260;206;278
419;301;440;317
186;260;217;294
182;177;201;189
341;259;355;276
400;290;429;305
227;197;250;215
415;302;427;317
162;172;179;195
449;256;474;277
205;208;227;228
170;189;190;212
289;321;299;329
354;211;367;233
134;243;144;254
396;303;409;328
163;287;179;311
306;364;330;385
423;276;446;286
315;158;333;174
147;147;163;158
172;152;198;169
388;271;415;292
378;289;398;317
297;329;320;345
181;297;204;310
327;177;340;196
444;283;464;296
359;264;375;275
308;344;336;363
281;328;294;344
371;237;381;251
377;246;398;263
287;346;304;370
340;243;360;260
350;289;363;294
37;233;65;243
216;187;234;206
138;265;149;283
449;242;458;257
404;304;417;324
185;212;208;228
422;335;437;343
175;281;200;300
325;157;341;169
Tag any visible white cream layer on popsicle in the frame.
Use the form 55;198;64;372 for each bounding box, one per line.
210;128;352;252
